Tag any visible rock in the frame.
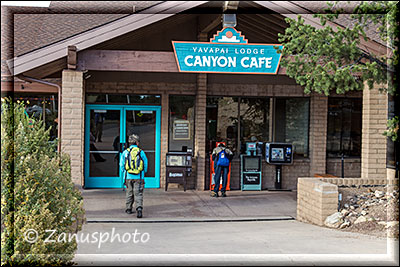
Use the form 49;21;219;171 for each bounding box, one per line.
324;212;343;228
375;190;385;198
385;221;399;228
350;205;355;210
340;209;349;216
344;203;350;209
339;221;351;229
378;221;387;226
354;215;368;224
361;210;368;216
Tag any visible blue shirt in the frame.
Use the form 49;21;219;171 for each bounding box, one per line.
120;145;148;181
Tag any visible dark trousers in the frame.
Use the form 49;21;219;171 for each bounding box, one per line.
213;165;229;193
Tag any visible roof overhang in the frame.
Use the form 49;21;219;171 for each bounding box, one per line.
7;1;389;77
7;1;208;77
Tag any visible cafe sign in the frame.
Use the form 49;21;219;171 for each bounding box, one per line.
172;27;283;74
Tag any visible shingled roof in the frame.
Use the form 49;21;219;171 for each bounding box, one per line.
1;1;161;80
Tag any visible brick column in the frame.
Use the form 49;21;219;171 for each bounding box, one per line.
160;92;169;189
195;74;207;190
361;87;388;179
309;94;328;176
61;70;84;185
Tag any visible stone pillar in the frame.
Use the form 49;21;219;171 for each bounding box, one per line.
195;74;207;190
61;70;84;185
361;87;388;179
160;92;169;189
309;94;328;176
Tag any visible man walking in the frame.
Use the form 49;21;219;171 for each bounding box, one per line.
120;134;148;218
211;143;233;197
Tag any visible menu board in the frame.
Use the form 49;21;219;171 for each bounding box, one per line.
173;120;190;140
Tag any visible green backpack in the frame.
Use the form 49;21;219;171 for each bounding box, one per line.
124;147;144;174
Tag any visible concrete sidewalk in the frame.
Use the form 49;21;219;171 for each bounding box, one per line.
76;188;399;266
81;188;297;222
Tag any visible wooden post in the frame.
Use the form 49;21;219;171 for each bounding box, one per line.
67;46;77;70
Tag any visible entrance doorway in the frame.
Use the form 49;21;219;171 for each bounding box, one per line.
84;105;161;188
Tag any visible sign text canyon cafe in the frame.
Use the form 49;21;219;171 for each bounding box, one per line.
172;27;283;74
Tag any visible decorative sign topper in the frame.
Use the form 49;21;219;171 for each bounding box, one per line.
172;27;283;74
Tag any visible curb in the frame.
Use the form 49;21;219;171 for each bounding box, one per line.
86;216;296;223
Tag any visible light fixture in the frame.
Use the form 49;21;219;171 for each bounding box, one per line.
222;14;236;28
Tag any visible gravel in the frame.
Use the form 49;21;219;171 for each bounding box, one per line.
327;185;399;239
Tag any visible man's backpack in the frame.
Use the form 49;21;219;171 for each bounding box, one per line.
217;149;230;167
124;147;144;174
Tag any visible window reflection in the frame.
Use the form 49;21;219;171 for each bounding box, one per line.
14;93;58;141
275;98;310;158
86;94;161;105
169;95;195;152
240;98;270;154
327;98;362;157
206;97;239;155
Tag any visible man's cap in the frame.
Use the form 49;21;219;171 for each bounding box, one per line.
129;134;140;143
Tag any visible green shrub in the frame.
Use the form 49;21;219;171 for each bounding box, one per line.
1;98;85;266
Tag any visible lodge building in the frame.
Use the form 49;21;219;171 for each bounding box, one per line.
2;1;397;190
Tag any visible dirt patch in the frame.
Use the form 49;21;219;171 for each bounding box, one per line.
334;185;399;239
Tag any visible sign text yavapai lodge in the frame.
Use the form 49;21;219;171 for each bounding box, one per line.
172;28;283;74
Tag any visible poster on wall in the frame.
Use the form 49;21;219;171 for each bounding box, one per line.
173;120;190;140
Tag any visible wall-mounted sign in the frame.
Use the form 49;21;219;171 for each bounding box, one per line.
172;27;283;75
173;120;191;140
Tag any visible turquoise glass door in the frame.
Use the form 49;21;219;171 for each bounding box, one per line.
85;105;161;188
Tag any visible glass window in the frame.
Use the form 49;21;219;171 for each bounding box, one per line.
240;97;270;154
86;94;161;105
169;95;195;152
327;98;362;157
206;97;239;155
275;98;310;157
14;93;59;141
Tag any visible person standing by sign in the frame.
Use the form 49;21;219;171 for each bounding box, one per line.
120;134;148;218
211;143;233;197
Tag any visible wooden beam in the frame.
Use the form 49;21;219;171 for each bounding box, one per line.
23;58;66;79
253;14;288;30
67;46;77;70
199;15;221;35
1;81;59;93
77;49;287;75
77;50;179;72
241;14;285;35
237;22;278;43
238;17;280;41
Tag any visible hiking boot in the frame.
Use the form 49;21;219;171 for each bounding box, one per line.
221;192;227;197
211;192;219;198
136;207;143;218
125;209;133;214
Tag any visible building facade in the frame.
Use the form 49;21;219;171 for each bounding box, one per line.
2;1;395;190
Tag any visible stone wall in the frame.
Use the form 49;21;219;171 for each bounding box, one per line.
297;177;399;226
297;178;339;226
61;70;84;184
361;86;388;179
